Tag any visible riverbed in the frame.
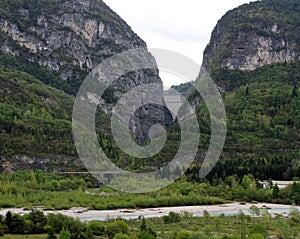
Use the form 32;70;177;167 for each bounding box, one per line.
0;203;298;221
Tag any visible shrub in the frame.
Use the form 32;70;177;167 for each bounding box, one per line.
162;212;181;224
114;233;130;239
88;221;105;236
59;227;71;239
176;230;191;239
105;220;129;239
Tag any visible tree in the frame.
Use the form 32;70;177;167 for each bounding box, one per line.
272;184;279;198
249;205;260;217
250;223;268;238
138;231;156;239
47;227;57;239
113;233;129;239
261;208;271;229
248;234;264;239
0;223;4;236
214;217;222;232
27;210;47;233
140;217;147;231
162;212;181;224
6;213;24;234
59;227;71;239
176;230;191;239
292;85;298;98
67;219;91;239
88;221;104;236
274;218;291;239
237;210;246;239
241;174;254;189
105;220;129;239
5;211;12;230
249;205;260;224
203;210;211;224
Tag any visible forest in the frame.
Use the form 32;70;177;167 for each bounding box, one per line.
0;170;300;211
1;61;300;179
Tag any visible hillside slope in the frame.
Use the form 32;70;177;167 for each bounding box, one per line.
0;67;78;171
185;0;300;182
0;0;174;172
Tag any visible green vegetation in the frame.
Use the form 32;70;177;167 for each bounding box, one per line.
2;61;300;180
1;170;300;210
0;50;86;96
1;207;300;238
1;210;92;238
0;0;299;183
0;2;300;239
187;61;300;183
170;82;193;95
0;65;181;172
0;170;226;209
0;66;76;157
1;60;300;208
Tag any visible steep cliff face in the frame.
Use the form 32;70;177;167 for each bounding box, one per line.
0;0;173;171
0;0;144;77
186;0;300;182
203;0;300;72
0;0;172;140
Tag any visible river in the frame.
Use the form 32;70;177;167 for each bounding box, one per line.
0;203;298;221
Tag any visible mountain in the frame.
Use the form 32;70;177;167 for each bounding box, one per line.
203;0;300;73
2;0;300;181
0;0;172;172
185;0;300;182
0;0;147;87
0;66;80;171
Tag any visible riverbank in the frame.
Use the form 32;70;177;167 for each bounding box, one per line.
0;203;298;221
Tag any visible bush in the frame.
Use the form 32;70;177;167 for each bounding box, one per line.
138;231;156;239
162;212;181;224
88;221;105;236
248;234;264;239
0;224;3;236
176;230;191;239
105;220;129;239
114;233;130;239
59;227;71;239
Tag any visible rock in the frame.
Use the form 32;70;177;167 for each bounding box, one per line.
0;0;173;147
203;0;300;73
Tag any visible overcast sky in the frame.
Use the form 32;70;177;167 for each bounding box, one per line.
104;0;255;88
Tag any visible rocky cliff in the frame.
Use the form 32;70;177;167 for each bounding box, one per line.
0;0;173;146
188;0;300;181
203;0;300;72
0;0;172;172
0;0;146;79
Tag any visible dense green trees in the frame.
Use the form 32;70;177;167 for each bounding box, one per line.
1;54;300;184
2;170;300;211
0;67;76;157
2;210;95;238
184;61;300;184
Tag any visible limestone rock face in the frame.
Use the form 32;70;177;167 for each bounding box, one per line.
203;0;300;72
0;0;173;146
0;0;147;79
